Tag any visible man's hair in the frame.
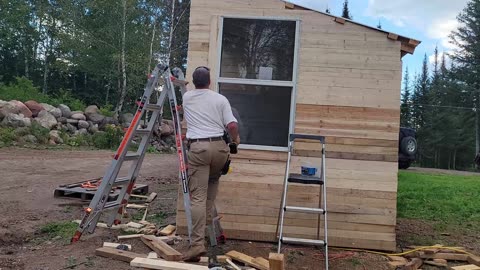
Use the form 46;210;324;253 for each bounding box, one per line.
192;66;210;89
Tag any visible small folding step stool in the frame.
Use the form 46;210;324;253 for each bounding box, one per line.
277;134;329;269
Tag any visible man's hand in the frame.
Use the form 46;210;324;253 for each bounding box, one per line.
227;122;239;145
234;134;241;145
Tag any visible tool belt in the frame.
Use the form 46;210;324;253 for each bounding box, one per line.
188;136;223;143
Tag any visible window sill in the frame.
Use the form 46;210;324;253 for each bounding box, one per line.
238;144;288;152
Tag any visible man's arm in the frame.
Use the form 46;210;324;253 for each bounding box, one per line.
221;98;240;145
227;122;240;145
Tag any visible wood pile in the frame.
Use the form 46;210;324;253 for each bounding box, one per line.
386;245;480;270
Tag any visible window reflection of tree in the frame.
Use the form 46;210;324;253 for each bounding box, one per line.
221;19;296;81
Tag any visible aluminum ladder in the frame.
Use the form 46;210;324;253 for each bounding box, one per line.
277;134;329;269
71;64;193;244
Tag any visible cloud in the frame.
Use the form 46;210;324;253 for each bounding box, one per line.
429;51;451;65
366;0;467;50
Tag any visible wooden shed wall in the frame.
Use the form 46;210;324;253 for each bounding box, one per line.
176;0;402;251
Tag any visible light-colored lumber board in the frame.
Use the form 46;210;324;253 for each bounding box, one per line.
424;259;447;267
404;258;423;270
130;194;149;199
130;257;208;270
269;253;285;270
226;258;242;270
158;225;176;236
127;222;145;229
146;192;158;203
252;257;270;269
118;234;144;240
103;242;132;250
468;256;480;266
420;252;468;261
147;252;158;259
141;235;182;261
95;247;146;263
451;265;480;270
226;251;269;270
126;204;148;209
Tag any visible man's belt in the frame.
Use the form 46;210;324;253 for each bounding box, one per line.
188;136;224;143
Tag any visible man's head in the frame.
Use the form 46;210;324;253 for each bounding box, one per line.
192;66;210;89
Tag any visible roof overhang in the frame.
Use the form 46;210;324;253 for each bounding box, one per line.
283;1;421;57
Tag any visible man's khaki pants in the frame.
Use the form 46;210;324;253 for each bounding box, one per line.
187;140;229;247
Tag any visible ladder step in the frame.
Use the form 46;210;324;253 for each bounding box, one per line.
285;206;325;214
288;174;323;185
135;129;151;136
124;152;141;161
113;177;131;187
281;237;326;247
145;104;162;111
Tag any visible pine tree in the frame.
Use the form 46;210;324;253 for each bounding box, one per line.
377;20;382;29
342;0;352;20
401;67;411;127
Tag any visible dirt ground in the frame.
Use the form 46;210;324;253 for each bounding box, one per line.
0;148;477;270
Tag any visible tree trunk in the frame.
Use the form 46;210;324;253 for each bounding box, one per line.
23;42;29;78
73;72;76;92
147;20;156;74
453;149;457;170
115;0;128;119
448;152;451;170
42;37;50;94
167;0;176;66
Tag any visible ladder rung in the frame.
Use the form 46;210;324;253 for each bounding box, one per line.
281;237;326;247
135;129;151;135
288;174;323;185
145;104;162;111
113;177;131;186
124;152;141;161
285;206;325;214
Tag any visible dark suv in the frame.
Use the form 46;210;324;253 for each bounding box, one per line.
398;127;417;169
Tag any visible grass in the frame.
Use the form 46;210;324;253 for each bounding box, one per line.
398;171;480;230
39;221;78;241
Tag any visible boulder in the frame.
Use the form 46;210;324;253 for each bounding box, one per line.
78;120;89;129
24;100;44;117
49;130;63;144
88;123;99;134
120;113;134;127
21;135;38;144
57;117;68;124
0;100;7;107
49;108;62;118
66;119;79;124
77;128;88;136
9;100;32;118
1;113;31;128
104;116;118;125
163;119;174;129
71;110;83;115
66;123;77;133
160;122;173;136
40;103;56;112
58;104;72;118
84;105;99;115
0;103;19;120
71;113;86;121
87;113;105;124
34;110;57;129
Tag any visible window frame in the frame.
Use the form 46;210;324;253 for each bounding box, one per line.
215;16;301;152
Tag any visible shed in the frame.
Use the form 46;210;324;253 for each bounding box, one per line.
176;0;420;251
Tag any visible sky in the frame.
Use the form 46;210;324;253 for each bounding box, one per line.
290;0;468;79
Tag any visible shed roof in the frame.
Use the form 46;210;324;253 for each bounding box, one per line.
283;1;420;57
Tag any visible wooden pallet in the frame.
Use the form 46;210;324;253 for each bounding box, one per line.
54;178;148;201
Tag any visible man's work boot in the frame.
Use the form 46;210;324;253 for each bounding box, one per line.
182;245;207;262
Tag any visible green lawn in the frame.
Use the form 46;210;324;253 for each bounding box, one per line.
398;171;480;230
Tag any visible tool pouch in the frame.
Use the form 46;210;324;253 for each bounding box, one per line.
221;158;231;175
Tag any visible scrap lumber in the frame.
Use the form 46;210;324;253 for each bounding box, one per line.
126;204;148;209
158;225;176;236
388;256;408;268
146;192;158;203
141;235;182;261
424;259;447;267
72;219;126;230
451;265;480;270
130;257;208;270
252;257;270;270
147;252;158;259
468;255;480;266
403;258;423;270
126;222;145;229
95;247;146;263
226;251;268;270
118;234;144;240
226;258;242;270
421;252;469;261
268;253;285;270
103;242;132;250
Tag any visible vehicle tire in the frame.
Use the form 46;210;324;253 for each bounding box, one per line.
400;136;417;156
398;160;411;169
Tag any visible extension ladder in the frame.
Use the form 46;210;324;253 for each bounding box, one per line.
71;64;193;243
277;134;329;269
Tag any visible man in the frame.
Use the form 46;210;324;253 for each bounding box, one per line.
182;66;240;261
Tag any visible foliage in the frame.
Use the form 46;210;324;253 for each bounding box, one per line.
341;0;352;20
398;171;480;230
92;125;124;149
0;127;16;145
40;221;78;240
99;104;114;117
29;122;50;144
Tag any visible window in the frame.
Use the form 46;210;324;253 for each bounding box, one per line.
217;18;298;149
